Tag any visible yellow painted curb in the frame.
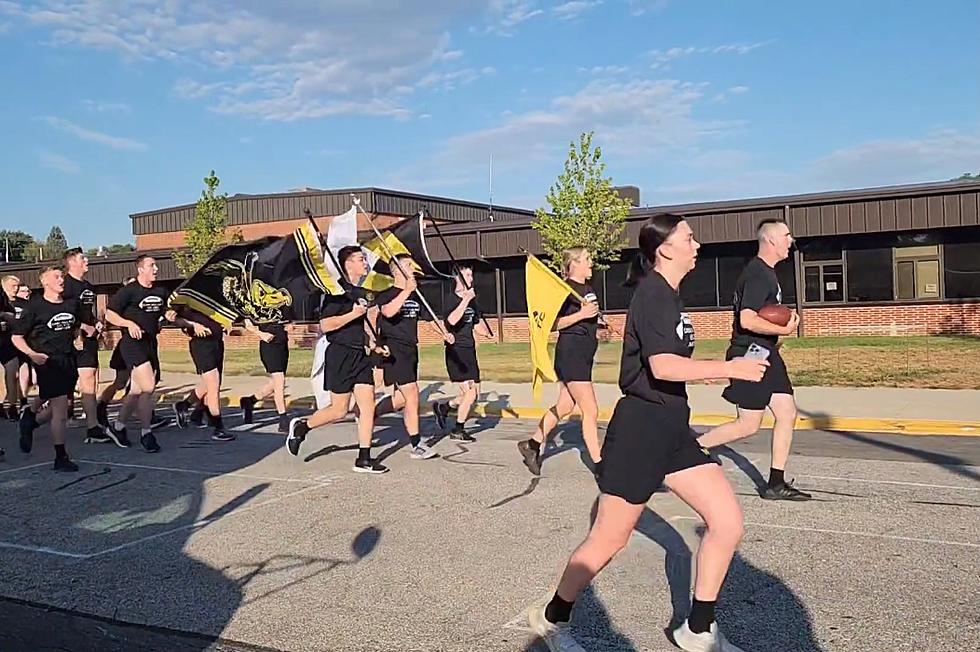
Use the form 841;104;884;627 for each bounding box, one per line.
150;390;980;437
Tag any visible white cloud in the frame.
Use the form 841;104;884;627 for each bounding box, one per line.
82;99;131;113
553;1;601;21
728;85;749;94
629;0;668;15
40;116;147;151
4;1;502;121
486;0;544;35
578;65;630;75
415;66;496;91
648;41;771;70
37;150;79;174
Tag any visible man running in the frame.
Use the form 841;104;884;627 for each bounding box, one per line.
240;320;290;433
13;267;84;471
1;275;21;420
104;255;170;452
61;248;117;446
696;219;811;501
13;283;35;411
173;306;233;441
432;265;491;441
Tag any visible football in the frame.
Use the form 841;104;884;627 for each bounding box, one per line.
758;303;793;327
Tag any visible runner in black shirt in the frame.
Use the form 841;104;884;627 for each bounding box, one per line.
518;247;603;475
696;219;811;501
62;248;114;445
13;283;35;410
172;307;232;441
371;254;453;461
286;246;390;474
105;255;171;453
528;214;767;652
240;320;291;433
431;265;491;441
1;274;22;420
12;267;83;471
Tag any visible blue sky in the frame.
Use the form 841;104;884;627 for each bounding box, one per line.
1;0;977;248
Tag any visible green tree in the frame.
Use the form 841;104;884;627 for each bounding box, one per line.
44;226;68;261
0;230;40;263
951;172;980;181
532;132;631;272
174;170;231;276
86;243;136;257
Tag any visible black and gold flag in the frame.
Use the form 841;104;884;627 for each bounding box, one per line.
361;213;453;291
170;222;342;327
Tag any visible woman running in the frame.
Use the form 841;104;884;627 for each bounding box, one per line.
528;213;767;652
518;247;601;475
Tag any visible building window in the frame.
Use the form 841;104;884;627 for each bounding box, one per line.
775;258;797;305
603;258;634;310
846;248;893;302
680;256;718;308
944;241;980;299
894;245;940;300
803;261;844;303
717;255;753;307
501;258;527;314
471;265;498;316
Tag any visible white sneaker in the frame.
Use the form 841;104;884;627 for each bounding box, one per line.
673;620;745;652
527;604;586;652
409;443;438;460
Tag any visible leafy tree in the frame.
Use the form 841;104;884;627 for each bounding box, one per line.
951;172;980;181
44;226;68;261
532;132;631;272
0;230;40;263
173;170;231;276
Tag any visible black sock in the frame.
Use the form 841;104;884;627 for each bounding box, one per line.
768;467;785;488
544;593;574;624
358;447;371;462
54;444;67;459
210;413;224;430
688;598;715;634
452;422;465;432
528;439;541;453
410;434;421;448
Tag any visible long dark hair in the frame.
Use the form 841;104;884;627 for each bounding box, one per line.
624;213;686;287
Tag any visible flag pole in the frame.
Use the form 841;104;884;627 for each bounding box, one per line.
348;199;451;340
303;208;383;344
423;208;495;339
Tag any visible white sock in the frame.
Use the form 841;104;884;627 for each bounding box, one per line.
113;419;125;431
141;428;152;437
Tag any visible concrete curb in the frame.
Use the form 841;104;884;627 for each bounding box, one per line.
151;390;980;438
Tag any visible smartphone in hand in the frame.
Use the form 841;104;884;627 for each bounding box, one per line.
745;343;771;361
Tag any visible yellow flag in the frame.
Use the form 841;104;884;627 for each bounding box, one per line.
525;254;575;401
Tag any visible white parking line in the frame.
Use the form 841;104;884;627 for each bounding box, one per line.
0;462;50;475
75;459;326;485
793;474;980;492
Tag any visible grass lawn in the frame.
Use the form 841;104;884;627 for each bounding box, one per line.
100;335;980;390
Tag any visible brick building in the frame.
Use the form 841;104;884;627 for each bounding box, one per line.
3;180;980;350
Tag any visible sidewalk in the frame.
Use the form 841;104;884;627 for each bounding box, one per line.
149;373;980;437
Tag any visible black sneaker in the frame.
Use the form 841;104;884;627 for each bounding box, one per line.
189;408;205;428
286;418;309;457
140;432;161;453
53;456;79;472
449;426;475;442
150;413;172;430
19;409;36;453
211;429;236;442
6;405;19;421
761;481;812;501
173;401;190;429
84;426;111;444
108;424;132;448
432;401;449;430
277;413;291;433
240;396;257;424
353;458;389;474
518;439;542;476
96;401;109;428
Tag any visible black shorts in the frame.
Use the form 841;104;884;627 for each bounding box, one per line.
190;337;224;375
598;395;713;505
119;336;160;374
324;344;374;394
722;344;794;411
554;335;597;383
382;343;419;387
445;345;480;383
259;339;289;374
109;343;126;371
74;336;100;369
0;340;17;365
36;355;78;401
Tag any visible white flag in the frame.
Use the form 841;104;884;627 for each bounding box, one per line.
325;205;357;279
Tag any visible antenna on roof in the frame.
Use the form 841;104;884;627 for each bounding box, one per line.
488;153;494;222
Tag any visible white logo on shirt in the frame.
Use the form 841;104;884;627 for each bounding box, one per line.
47;312;76;332
776;284;783;303
676;312;695;349
138;295;164;312
80;289;95;304
14;306;23;320
401;299;420;319
583;292;598;304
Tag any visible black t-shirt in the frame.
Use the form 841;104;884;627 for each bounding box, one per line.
376;287;420;348
556;280;599;340
618;272;695;407
12;296;80;358
0;293;13;341
320;287;370;349
443;292;480;349
63;274;97;327
109;282;170;339
259;322;288;345
12;297;29;321
730;257;782;348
